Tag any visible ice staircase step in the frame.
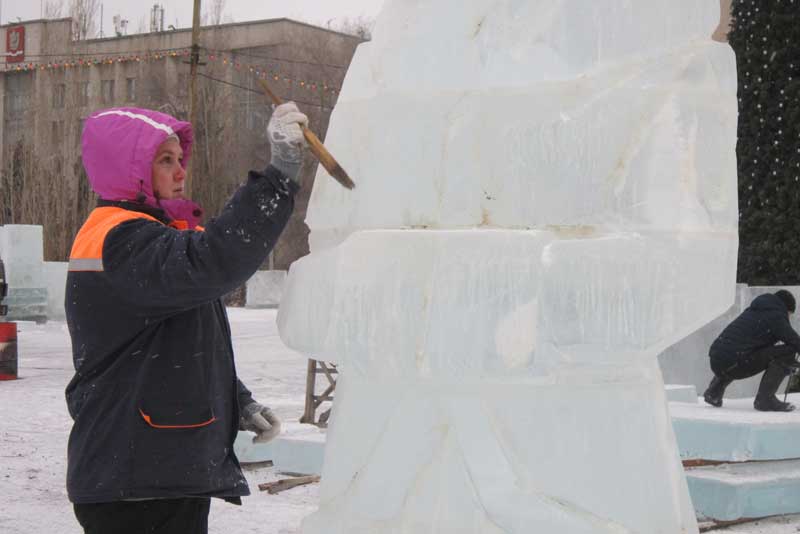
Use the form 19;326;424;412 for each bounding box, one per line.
234;423;326;476
670;393;800;462
686;459;800;521
234;431;277;464
672;394;800;522
271;435;326;476
665;384;698;403
236;386;790;476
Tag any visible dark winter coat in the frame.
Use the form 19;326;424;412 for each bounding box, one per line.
66;107;297;504
709;293;800;371
65;166;296;504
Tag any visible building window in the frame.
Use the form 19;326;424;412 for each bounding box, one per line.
51;120;65;145
126;77;137;101
77;82;90;107
53;84;66;109
5;73;34;118
8;93;25;113
101;80;115;104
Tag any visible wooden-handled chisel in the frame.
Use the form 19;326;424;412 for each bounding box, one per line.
257;78;355;190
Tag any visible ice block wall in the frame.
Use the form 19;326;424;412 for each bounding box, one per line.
278;1;738;532
0;226;48;322
305;0;735;244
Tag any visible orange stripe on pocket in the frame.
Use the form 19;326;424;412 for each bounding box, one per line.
139;408;217;429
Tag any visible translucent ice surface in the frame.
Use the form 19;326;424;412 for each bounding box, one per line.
0;225;48;321
278;1;738;532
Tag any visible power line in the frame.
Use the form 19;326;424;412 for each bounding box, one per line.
196;72;333;110
203;47;347;70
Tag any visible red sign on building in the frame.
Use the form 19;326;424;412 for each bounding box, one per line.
6;26;25;64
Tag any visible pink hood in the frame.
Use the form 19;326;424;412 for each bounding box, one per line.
81;107;203;227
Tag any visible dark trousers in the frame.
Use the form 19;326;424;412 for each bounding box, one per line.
74;498;211;534
712;344;797;380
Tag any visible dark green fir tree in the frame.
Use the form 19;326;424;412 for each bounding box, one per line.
730;0;800;285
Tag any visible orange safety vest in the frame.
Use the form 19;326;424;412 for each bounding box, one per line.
69;206;202;272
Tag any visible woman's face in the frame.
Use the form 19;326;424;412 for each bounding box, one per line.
151;138;186;201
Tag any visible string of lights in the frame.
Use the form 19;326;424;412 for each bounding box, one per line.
203;47;348;70
196;72;332;109
205;50;341;96
5;46;192;59
4;46;343;96
4;49;191;71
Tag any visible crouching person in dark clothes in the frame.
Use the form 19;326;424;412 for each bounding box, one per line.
65;103;308;533
704;290;800;412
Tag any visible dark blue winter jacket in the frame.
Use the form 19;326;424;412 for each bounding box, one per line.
65;165;296;504
709;293;800;370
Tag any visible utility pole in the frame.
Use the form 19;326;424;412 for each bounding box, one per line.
187;0;202;197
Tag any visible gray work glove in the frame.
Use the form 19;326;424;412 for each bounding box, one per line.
240;402;282;444
267;102;309;182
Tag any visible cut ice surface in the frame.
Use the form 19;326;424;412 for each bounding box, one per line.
280;230;551;377
306;24;737;250
0;225;49;321
0;225;45;289
339;0;720;97
307;370;690;534
280;231;737;374
278;0;739;532
537;233;737;366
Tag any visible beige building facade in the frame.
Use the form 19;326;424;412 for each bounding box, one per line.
0;17;362;266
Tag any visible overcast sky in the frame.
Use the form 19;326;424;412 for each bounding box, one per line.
4;0;385;33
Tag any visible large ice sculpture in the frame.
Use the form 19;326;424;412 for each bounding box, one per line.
278;1;738;532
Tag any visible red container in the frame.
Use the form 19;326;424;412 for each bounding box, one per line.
0;322;18;380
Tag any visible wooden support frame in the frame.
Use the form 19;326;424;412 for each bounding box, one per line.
300;358;338;427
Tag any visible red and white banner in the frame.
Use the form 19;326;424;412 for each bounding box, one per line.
6;26;25;64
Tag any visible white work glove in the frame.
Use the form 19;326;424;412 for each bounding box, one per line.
240;402;282;444
267;102;309;181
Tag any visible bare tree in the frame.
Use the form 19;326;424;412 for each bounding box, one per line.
135;15;147;35
330;16;375;40
203;0;228;26
70;0;100;40
45;0;64;19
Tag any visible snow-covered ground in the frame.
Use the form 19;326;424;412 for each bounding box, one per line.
0;308;318;534
1;307;799;533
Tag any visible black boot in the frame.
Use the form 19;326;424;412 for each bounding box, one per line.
703;375;733;407
754;362;796;412
786;371;800;394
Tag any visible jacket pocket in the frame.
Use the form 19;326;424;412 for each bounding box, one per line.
138;403;216;429
136;352;215;429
